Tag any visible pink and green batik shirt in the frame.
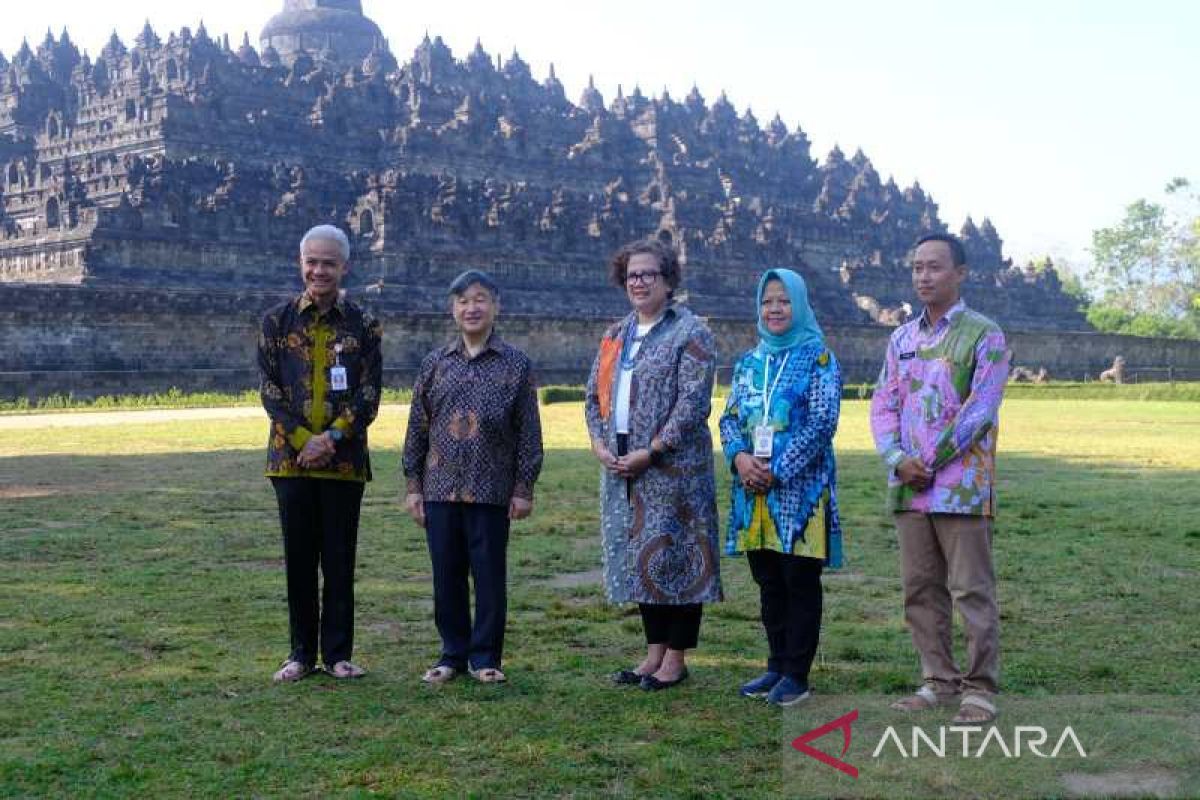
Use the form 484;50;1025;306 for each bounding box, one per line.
869;300;1011;515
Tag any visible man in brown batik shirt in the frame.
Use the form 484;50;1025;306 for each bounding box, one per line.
402;269;543;685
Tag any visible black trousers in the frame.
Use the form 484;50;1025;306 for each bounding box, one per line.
747;549;823;681
425;502;510;670
638;603;704;650
270;477;365;668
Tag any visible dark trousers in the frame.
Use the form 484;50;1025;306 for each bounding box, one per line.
271;477;365;668
747;549;823;681
638;603;703;650
425;502;510;670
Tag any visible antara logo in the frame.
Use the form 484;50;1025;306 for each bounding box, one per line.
792;710;1088;778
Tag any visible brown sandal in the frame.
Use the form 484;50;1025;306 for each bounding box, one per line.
890;685;956;712
952;695;997;724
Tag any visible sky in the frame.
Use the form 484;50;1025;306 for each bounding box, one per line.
4;0;1197;274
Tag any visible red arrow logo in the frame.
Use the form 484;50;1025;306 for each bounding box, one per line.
791;709;859;778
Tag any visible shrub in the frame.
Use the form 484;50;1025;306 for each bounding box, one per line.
540;386;586;405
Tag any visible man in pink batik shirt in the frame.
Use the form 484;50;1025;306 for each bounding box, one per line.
870;232;1011;725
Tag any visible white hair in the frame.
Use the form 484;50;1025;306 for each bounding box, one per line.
299;224;350;262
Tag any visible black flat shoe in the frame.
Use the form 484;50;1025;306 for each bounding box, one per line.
640;668;689;691
612;669;644;685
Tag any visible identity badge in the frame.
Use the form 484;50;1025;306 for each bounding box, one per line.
330;365;348;391
753;424;774;458
330;343;348;391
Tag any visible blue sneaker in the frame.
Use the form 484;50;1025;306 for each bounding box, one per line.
766;676;811;707
739;671;782;698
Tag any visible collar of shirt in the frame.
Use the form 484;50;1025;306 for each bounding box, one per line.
442;331;505;360
917;298;966;332
297;291;347;318
623;303;679;332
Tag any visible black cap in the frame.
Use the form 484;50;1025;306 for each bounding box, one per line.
448;269;500;297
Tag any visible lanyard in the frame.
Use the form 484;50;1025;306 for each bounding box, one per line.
760;352;790;415
620;314;663;370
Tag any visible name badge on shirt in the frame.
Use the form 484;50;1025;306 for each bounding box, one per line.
330;366;348;392
753;424;774;458
899;351;916;361
330;343;348;391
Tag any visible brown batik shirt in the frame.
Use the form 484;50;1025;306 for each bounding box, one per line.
402;333;543;505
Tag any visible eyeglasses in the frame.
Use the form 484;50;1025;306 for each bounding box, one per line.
625;270;662;287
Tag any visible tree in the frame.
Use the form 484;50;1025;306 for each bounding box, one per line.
1085;305;1198;339
1087;179;1200;339
1057;268;1090;306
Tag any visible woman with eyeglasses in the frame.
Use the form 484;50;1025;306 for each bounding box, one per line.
584;237;723;691
719;268;843;706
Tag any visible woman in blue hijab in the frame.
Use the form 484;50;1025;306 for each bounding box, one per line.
719;267;843;706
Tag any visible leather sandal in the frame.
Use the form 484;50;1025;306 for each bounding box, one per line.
272;659;312;683
953;694;997;724
327;660;366;679
469;666;507;684
890;685;957;712
421;665;458;684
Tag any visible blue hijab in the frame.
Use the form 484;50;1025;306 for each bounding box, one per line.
755;268;824;354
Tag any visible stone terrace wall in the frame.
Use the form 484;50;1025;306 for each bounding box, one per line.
2;285;1199;400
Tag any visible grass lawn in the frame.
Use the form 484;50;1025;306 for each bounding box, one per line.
1;400;1197;798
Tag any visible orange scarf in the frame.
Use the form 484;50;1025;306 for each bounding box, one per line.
595;335;623;420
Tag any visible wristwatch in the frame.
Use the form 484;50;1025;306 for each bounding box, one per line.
326;428;344;444
649;447;665;467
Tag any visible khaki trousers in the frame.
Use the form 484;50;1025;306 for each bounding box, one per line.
895;511;999;697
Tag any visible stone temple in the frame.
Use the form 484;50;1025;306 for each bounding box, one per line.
9;1;1180;399
261;0;385;68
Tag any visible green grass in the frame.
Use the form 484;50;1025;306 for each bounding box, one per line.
5;380;1197;415
1;400;1197;797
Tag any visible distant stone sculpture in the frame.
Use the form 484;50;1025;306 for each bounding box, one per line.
1099;356;1125;384
1009;366;1049;384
